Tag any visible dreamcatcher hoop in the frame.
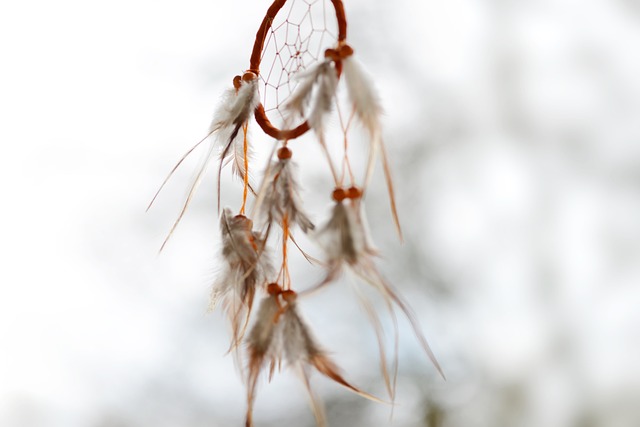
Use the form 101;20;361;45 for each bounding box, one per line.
248;0;348;140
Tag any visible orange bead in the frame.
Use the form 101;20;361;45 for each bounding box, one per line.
277;146;292;160
233;75;242;90
332;187;347;202
242;71;258;82
338;44;354;58
267;283;282;296
281;290;297;303
347;186;362;199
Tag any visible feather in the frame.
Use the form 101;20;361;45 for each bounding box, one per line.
257;154;315;233
312;198;443;380
298;366;327;427
230;125;252;183
352;284;398;401
211;78;260;131
152;76;259;251
342;56;381;183
285;60;332;117
245;293;283;427
244;288;381;426
307;62;338;134
314;199;376;268
342;57;402;240
210;209;275;351
342;57;382;135
353;261;445;380
285;61;340;183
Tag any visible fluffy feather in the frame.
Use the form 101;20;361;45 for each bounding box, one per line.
342;57;382;136
257;155;314;233
211;78;260;131
285;60;333;119
210;208;274;351
285;61;340;183
151;77;259;251
312;198;444;384
244;288;380;427
343;57;402;240
307;62;339;134
314;199;376;268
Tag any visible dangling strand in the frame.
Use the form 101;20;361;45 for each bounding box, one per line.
239;122;250;215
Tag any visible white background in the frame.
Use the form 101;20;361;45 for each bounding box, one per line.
1;0;640;426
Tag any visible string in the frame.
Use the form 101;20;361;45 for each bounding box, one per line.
259;0;338;125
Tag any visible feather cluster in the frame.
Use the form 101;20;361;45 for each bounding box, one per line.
285;61;340;181
211;75;260;185
314;191;444;392
245;285;379;427
285;60;338;135
150;35;441;426
151;74;260;251
256;147;314;233
210;208;274;349
211;75;260;136
314;192;377;281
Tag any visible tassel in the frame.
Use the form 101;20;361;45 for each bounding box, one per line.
245;285;380;426
210;208;274;351
256;146;314;233
312;189;444;385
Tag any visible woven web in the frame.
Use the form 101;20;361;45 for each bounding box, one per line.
259;0;338;126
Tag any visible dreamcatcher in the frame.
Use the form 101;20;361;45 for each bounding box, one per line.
149;1;443;425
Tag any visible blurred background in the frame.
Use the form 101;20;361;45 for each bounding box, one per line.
1;0;640;426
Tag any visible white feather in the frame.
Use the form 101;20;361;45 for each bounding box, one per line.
227;123;252;183
154;78;260;251
285;60;330;117
342;57;382;135
283;61;340;183
343;57;401;238
314;200;376;267
211;78;260;131
258;157;314;232
307;62;338;134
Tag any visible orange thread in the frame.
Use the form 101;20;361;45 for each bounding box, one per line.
239;123;250;215
281;214;290;290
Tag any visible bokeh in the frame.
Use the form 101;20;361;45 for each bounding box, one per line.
1;0;639;426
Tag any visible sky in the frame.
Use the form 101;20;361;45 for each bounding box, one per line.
1;0;640;426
